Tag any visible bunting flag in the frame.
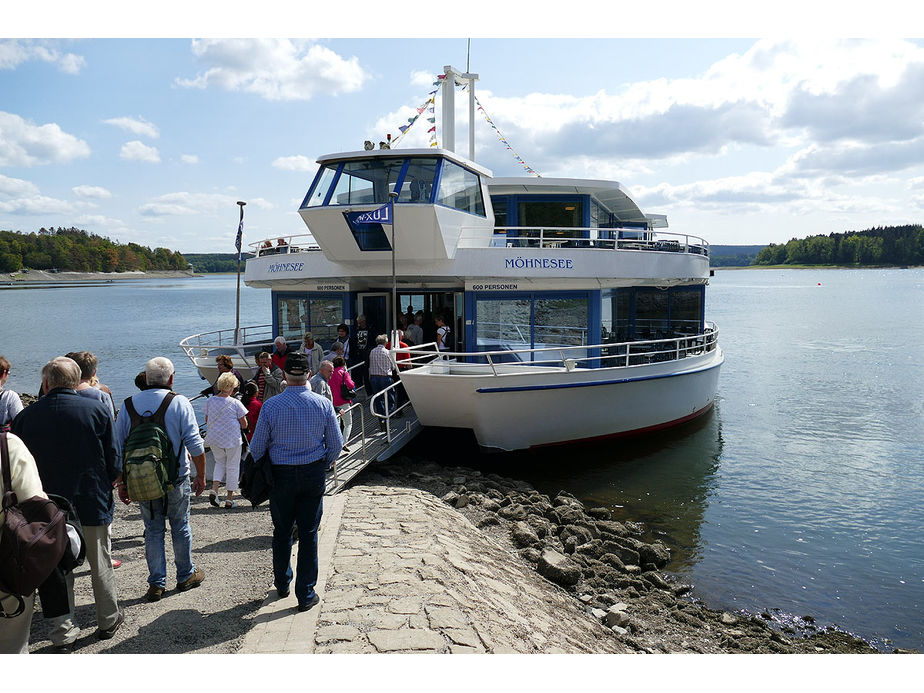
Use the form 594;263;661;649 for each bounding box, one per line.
384;74;539;174
470;90;541;177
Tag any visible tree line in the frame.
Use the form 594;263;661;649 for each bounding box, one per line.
0;227;188;273
752;225;924;267
182;253;254;273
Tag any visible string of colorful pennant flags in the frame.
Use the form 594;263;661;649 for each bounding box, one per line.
389;74;540;176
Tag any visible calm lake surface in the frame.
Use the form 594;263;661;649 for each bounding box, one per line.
2;269;922;650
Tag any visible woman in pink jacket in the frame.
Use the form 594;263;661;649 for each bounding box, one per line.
329;356;355;452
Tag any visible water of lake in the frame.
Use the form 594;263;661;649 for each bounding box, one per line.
1;269;922;650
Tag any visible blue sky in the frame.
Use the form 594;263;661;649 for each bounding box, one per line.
3;7;924;253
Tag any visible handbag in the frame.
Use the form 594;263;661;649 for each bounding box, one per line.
239;449;274;507
340;380;357;401
0;433;69;617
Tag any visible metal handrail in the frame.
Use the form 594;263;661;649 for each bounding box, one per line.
368;379;414;443
329;400;366;487
460;226;709;255
393;323;719;373
249;233;321;256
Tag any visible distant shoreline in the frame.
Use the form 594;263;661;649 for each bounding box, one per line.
0;269;200;283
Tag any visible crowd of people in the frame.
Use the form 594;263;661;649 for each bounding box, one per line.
0;343;345;653
0;315;451;653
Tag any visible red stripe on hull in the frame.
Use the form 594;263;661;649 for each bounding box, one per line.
530;401;716;450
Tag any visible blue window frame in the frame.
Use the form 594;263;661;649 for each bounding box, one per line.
272;291;351;348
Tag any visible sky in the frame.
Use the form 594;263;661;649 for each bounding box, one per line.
3;5;924;254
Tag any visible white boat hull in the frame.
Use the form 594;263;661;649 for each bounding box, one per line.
398;347;723;450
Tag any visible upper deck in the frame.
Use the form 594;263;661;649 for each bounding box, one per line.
246;148;707;289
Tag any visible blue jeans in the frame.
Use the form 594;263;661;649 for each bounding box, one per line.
370;375;395;417
269;463;325;605
139;476;195;588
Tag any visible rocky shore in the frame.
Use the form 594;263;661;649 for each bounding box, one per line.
365;457;901;654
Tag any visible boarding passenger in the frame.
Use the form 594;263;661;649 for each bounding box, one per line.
333;323;351;365
11;357;123;645
309;360;334;403
435;313;453;354
368;335;395;424
66;351;116;420
114;357;206;602
204;372;248;509
249;353;342;612
271;337;291;371
0;356;23;431
241;382;261;442
300;332;324;375
404;312;423;348
330;356;355;452
201;355;246;397
253;352;285;402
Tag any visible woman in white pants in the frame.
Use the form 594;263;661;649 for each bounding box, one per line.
204;372;248;508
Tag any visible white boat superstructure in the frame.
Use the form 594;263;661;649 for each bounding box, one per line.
181;63;722;453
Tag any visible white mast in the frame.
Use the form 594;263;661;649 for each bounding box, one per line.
441;65;479;161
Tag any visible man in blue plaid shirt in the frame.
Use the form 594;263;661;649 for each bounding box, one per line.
249;352;342;612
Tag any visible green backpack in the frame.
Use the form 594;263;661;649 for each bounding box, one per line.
122;393;179;501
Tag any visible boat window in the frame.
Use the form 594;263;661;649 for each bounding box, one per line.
475;297;531;361
396;158;438;203
669;287;703;334
436;160;485;216
307;296;344;348
275;294;345;348
474;293;588;362
277;297;308;342
303;164;339;208
533;297;588;349
329;158;405;206
635;289;670;339
515;199;585;244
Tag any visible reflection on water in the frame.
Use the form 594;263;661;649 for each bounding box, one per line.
406;407;723;572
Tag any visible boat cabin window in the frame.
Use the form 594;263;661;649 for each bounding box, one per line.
473;292;589;362
436;160;485;216
304;165;339;207
397;158;438;203
329;159;405;206
274;293;346;347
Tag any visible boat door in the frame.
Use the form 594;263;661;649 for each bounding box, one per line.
357;292;390;338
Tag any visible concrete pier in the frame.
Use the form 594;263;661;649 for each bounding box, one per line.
240;485;625;654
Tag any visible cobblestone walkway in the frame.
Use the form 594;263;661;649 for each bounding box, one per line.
240;485;625;654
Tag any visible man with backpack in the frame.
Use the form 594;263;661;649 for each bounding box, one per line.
10;356;123;646
114;357;207;603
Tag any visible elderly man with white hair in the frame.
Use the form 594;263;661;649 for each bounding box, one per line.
271;336;291;372
113;357;207;603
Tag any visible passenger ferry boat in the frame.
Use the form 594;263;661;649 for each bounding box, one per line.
181;65;723;452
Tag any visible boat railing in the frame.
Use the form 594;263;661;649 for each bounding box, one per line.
328;401;367;487
249;233;321;257
459;226;709;255
393;323;719;375
179;324;276;365
368;378;415;443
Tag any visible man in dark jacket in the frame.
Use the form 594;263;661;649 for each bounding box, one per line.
11;356;124;645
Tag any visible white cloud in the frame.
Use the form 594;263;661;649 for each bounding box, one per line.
103;116;159;139
0;111;91;166
0;39;85;74
72;185;112;199
176;39;367;101
138;192;273;217
0;173;40;198
272;155;315;172
120;140;161;164
180;154;199;164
